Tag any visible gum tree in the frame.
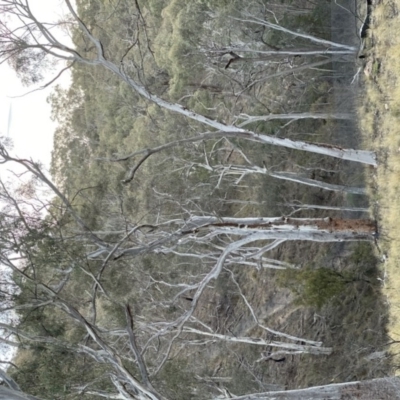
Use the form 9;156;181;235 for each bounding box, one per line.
0;0;376;165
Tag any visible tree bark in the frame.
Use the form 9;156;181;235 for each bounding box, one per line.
267;171;365;194
0;387;42;400
102;60;377;165
225;377;400;400
182;327;332;355
235;13;357;52
237;112;352;126
282;202;369;213
207;163;365;194
183;216;376;242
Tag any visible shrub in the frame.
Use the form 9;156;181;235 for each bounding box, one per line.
278;267;351;309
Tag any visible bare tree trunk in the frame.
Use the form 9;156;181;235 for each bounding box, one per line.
102;61;377;165
234;13;357;52
0;1;377;166
236;112;352;127
182;216;376;242
267;171;365;194
223;377;400;400
206;163;365;195
209;46;355;57
0;387;42;400
182;327;332;355
109;132;376;184
282;202;369;213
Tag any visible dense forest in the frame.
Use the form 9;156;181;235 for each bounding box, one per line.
0;0;396;399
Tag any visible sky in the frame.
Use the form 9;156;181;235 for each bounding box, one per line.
0;0;72;171
0;0;74;368
0;65;66;170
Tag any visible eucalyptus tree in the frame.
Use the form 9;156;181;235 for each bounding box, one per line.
218;377;400;400
152;156;366;195
0;0;376;165
0;146;337;398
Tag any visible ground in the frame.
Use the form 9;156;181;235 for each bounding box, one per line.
358;0;400;369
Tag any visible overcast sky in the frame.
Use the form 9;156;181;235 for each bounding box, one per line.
0;65;68;170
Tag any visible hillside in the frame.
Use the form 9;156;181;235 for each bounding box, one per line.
0;0;395;399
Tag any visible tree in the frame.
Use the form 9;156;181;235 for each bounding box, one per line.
0;148;339;399
0;1;387;399
219;377;400;399
152;156;366;195
2;365;400;400
0;0;376;165
0;142;381;398
0;387;42;400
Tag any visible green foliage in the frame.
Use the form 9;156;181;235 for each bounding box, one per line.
145;0;166;17
155;360;196;400
152;0;214;97
349;242;378;277
11;346;110;399
278;267;351;309
12;347;72;397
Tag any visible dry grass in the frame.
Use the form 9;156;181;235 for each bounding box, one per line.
358;0;400;368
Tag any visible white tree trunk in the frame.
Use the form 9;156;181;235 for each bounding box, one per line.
0;2;376;165
182;327;332;355
222;377;400;400
237;112;352;127
115;215;376;260
236;13;357;52
207;163;365;194
102;60;376;165
184;216;376;242
11;1;370;166
0;387;42;400
283;202;369;213
267;171;365;194
208;46;356;56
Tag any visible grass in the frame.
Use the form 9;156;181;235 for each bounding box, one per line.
358;0;400;369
